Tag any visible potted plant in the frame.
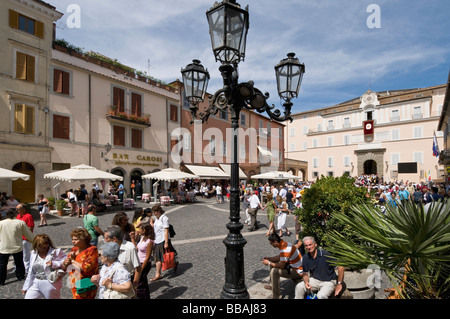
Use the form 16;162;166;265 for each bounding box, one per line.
47;196;56;210
55;200;67;216
327;200;450;299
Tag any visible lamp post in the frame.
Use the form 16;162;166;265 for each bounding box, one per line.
181;0;305;299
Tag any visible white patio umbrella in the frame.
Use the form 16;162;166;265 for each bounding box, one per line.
0;167;30;181
43;164;123;182
141;168;198;182
251;170;300;180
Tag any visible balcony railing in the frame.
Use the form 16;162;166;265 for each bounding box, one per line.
106;105;151;127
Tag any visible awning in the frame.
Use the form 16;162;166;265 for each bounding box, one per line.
184;164;230;180
219;164;247;179
257;146;273;157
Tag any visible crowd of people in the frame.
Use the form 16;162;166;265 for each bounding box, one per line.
1;173;450;300
0;195;177;299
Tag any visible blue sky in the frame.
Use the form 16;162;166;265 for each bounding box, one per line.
52;0;450;114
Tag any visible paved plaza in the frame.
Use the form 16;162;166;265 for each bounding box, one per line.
0;197;299;300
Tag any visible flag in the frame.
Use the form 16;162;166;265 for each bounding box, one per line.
433;131;440;157
428;170;432;181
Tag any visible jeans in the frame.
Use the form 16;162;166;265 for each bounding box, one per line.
0;251;25;285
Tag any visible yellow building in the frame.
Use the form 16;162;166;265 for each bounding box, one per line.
0;0;62;202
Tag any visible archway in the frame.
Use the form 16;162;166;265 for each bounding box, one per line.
12;162;35;203
130;169;144;199
363;160;377;175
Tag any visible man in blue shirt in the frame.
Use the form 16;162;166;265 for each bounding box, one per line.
295;236;345;299
117;183;124;203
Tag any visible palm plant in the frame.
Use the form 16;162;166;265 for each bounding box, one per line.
327;200;450;299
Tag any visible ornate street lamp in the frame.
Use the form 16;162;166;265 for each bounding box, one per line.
181;0;305;299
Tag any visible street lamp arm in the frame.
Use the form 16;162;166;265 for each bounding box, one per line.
241;85;294;123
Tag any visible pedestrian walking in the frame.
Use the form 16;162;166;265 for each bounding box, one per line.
16;203;34;273
0;208;34;285
22;234;67;299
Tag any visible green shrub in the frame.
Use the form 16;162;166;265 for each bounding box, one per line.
297;175;370;248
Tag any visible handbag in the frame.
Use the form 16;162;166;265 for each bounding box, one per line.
75;277;97;294
103;263;135;299
162;249;175;271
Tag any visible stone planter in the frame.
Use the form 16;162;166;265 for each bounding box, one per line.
343;269;375;299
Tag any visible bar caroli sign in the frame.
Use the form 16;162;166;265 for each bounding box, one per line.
363;120;374;142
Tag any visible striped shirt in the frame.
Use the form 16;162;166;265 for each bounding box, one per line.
278;240;303;275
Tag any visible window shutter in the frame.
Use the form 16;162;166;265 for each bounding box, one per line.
35;20;44;38
113;126;125;146
16;51;27;80
53;114;70;139
25;106;34;134
62;71;70;94
14;104;25;133
26;55;35;82
9;10;19;29
170;104;178;121
131;129;142;149
53;69;62;92
113;87;125;112
131;93;141;116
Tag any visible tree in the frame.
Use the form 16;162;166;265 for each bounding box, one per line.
295;175;369;248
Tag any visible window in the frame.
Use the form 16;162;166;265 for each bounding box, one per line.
184;133;191;151
303;126;308;134
131;129;142;149
413;152;423;164
344;134;351;145
210;137;215;156
290;127;295;137
240;144;246;160
9;10;44;38
220;110;228;121
14;104;34;134
313;138;319;148
413;106;422;119
343;156;351;167
113;125;125;146
327;136;334;146
222;141;227;157
131;93;142;117
327;157;334;167
169;104;178;122
267;123;271;138
327;120;334;130
413;126;423;138
391;153;400;166
16;51;35;82
240;113;246;126
303;141;307;150
113;87;125;113
53;114;70;139
391;129;400;140
313;158;319;168
289;143;295;152
53;69;70;95
343;117;350;128
391;109;399;121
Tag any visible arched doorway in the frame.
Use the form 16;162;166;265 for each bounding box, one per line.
364;160;377;175
12;162;35;203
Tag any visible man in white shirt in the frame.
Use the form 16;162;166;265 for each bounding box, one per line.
248;190;265;231
0;208;34;285
216;184;223;203
271;186;279;199
104;225;141;289
279;185;287;199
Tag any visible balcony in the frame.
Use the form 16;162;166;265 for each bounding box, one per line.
106;105;151;127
